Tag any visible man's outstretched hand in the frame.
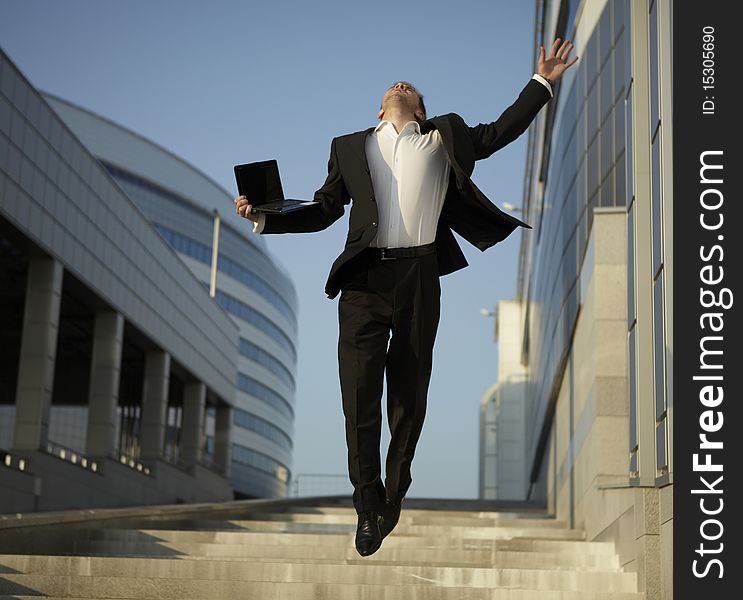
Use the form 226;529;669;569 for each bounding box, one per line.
538;38;579;83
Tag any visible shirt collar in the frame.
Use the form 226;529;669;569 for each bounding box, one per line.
374;120;421;134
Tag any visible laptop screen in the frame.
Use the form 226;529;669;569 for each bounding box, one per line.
235;160;285;205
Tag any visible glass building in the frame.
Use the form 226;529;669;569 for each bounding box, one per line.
0;48;297;511
43;94;298;500
492;1;673;597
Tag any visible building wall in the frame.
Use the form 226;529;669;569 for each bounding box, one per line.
0;45;298;509
0;46;239;510
0;54;238;403
479;301;528;501
41;88;298;499
502;0;674;598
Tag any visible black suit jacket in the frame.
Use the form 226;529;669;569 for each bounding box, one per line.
261;79;551;299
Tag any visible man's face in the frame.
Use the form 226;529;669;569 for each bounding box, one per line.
380;82;424;119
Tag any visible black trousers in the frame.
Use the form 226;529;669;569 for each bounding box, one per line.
337;247;441;514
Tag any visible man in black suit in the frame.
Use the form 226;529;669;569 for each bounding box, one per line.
236;38;577;557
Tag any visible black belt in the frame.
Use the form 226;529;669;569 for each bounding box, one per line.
371;243;436;260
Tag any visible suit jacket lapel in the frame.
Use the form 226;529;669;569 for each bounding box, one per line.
348;127;375;174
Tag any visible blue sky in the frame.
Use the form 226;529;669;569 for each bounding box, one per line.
2;0;541;498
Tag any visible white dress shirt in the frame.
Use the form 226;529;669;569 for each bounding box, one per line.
366;119;450;248
252;75;552;237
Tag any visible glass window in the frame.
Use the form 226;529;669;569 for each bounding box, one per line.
625;86;634;202
630;449;638;477
651;134;662;273
627;199;635;326
653;272;666;420
600;166;614;207
5;137;21;180
33;133;50;174
587;136;599;200
600;112;614;180
565;232;578;290
649;1;660;131
19;154;35;194
232;443;290;479
614;32;626;102
587;189;598;234
587;76;599;143
656;419;667;474
151;222;298;331
567;0;581;35
600;58;614;124
615;151;627;208
11;73;28;114
575;59;586;108
629;325;638;451
9;107;25;149
576;159;586;217
563;85;578;140
563;178;578;236
613;0;626;43
0;59;15;100
599;5;613;69
587;31;600;91
49;119;63;153
239;337;295;390
234;408;293;451
237;372;294;420
0;93;11;132
216;290;296;361
576;108;586;168
563;135;577;189
614;97;626;158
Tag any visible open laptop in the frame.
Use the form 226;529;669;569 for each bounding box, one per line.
234;160;318;214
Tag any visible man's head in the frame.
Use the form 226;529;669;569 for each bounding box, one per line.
378;81;426;123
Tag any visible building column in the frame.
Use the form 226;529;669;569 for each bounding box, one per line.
13;257;63;451
214;404;232;477
139;351;170;461
629;0;657;485
85;311;124;457
181;382;206;467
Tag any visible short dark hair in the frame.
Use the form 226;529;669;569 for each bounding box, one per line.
382;81;427;120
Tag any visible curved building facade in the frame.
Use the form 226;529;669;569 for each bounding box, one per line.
0;47;296;513
42;94;298;499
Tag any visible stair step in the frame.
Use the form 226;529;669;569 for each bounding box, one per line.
191;512;570;529
0;546;618;569
281;506;552;519
0;572;641;597
73;522;587;539
1;501;640;598
0;591;644;600
0;555;637;590
73;532;615;555
0;551;622;574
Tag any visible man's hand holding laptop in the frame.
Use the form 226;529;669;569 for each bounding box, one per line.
234;195;259;223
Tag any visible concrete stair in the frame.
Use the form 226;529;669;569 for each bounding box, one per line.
0;498;643;599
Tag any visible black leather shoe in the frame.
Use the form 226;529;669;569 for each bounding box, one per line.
379;499;402;539
355;510;382;556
